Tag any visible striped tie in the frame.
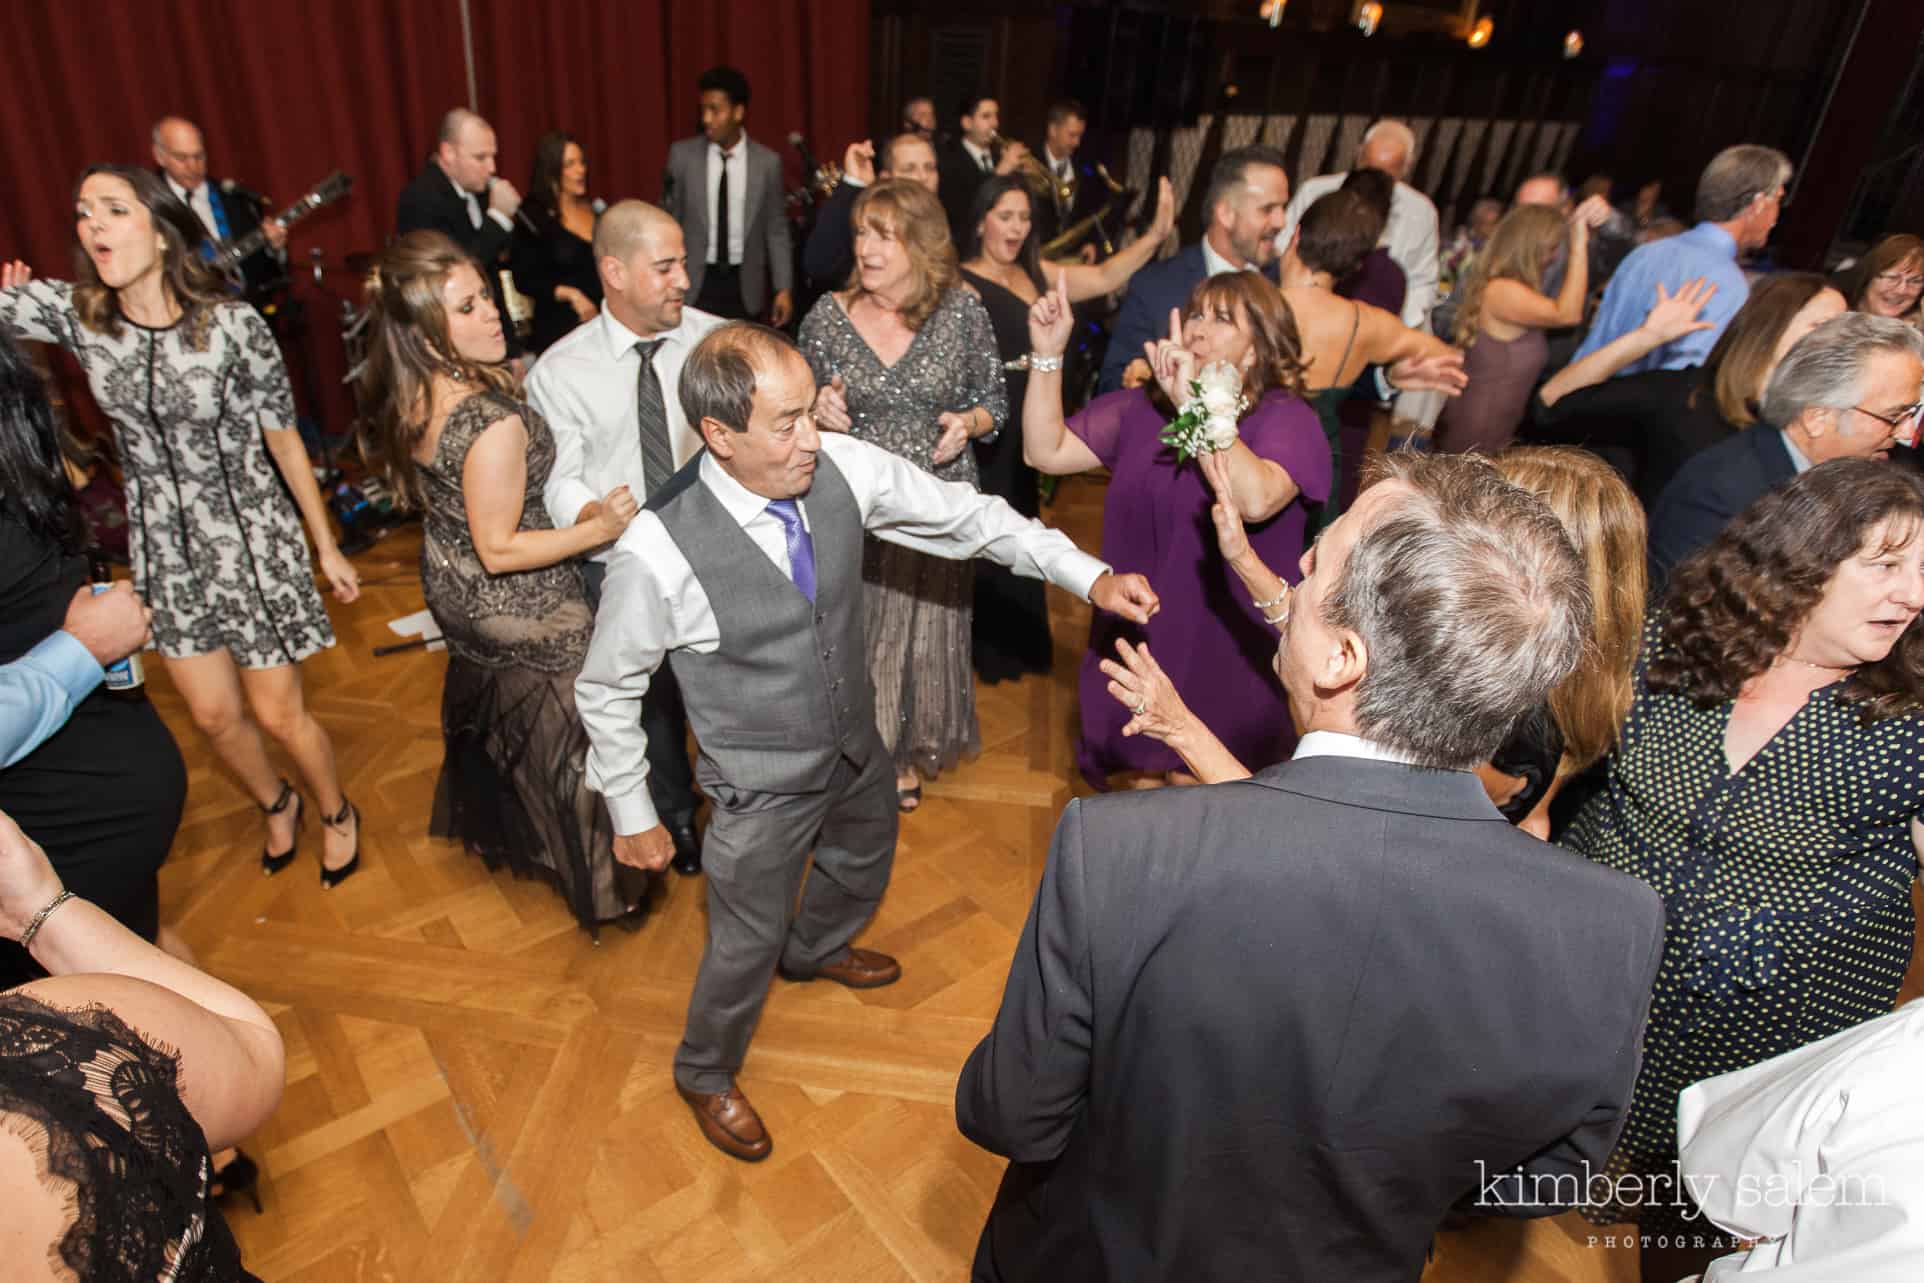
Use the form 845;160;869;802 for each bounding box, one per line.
634;339;673;498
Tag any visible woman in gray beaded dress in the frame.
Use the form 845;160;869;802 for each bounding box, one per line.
359;231;648;933
798;180;1007;810
1;165;365;885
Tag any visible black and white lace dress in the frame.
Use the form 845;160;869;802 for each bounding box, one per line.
0;280;334;669
0;992;255;1282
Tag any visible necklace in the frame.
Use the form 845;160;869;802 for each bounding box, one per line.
1781;652;1851;673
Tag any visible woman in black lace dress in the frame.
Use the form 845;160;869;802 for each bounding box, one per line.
0;805;285;1283
360;232;647;932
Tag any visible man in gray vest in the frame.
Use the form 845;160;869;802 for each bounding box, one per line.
576;322;1157;1161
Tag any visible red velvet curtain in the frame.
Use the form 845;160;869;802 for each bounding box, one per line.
0;0;869;433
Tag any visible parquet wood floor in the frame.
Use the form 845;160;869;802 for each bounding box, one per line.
143;473;1921;1283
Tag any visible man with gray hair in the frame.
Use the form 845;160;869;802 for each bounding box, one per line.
1647;311;1924;582
959;452;1665;1281
1574;143;1793;375
1278;119;1441;330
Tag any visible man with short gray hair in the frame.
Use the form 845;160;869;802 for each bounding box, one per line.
1574;143;1793;375
1648;312;1924;582
959;452;1666;1281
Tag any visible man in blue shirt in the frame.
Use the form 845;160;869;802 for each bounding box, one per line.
1573;144;1792;375
0;582;149;768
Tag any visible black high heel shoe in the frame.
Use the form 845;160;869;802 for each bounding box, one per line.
319;798;360;889
260;780;302;876
211;1149;262;1214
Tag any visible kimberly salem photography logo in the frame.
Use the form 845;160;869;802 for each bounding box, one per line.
1472;1161;1889;1216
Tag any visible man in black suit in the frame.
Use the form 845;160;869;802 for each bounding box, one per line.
1030;99;1102;257
959;452;1668;1283
395;108;524;353
152;115;287;299
939;94;1029;239
801;133;939;290
1096;145;1289;393
1648;312;1924;585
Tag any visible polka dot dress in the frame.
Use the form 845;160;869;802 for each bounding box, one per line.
1562;618;1924;1231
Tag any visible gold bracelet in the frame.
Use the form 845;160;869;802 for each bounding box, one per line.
18;889;74;952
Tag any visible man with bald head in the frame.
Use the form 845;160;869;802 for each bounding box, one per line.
396;108;525;351
527;200;722;874
151;115;287;295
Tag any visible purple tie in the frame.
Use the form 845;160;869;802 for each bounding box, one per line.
766;499;816;602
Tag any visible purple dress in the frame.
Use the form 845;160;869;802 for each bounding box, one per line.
1071;388;1332;787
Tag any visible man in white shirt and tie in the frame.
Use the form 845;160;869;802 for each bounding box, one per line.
151;115;286;291
528;201;721;876
576;322;1157;1162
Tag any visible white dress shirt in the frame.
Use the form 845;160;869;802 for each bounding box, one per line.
1290;730;1426;766
705;135;750;266
962;139;995;173
166;177;222;242
1279;171;1441;331
445;168;512;234
577;433;1110;833
525;305;725;557
1677;999;1924;1281
1200;235;1254;279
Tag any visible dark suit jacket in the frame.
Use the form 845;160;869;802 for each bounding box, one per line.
801;178;861;289
1030;149;1103;255
395;163;519;354
660;135;793;315
162;175;279;299
939;139;995;243
1646;423;1798;587
958;756;1665;1283
1097;243;1207;394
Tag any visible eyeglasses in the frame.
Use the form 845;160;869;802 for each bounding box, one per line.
1849;402;1924;433
1874;271;1924;290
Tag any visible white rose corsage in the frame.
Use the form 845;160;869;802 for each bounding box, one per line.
1158;360;1247;463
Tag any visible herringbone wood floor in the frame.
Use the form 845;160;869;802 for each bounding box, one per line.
143;474;1919;1283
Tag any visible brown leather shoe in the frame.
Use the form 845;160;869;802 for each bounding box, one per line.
779;947;901;989
676;1081;772;1162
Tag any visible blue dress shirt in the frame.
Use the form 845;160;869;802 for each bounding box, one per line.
0;631;103;768
1572;223;1749;375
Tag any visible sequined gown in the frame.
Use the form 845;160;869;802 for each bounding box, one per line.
1562;616;1924;1231
797;289;1008;776
416;391;645;929
0;280;334;667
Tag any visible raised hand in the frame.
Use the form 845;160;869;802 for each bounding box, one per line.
843;140;877;186
1638;277;1719;345
1387;349;1468;396
1027;269;1074;358
994;140;1031;177
1089;570;1160;623
1145;305;1197;406
1571;193;1614;229
933;410;974;466
593;483;640;541
487;178;523;218
1100;639;1195;745
1;260;32;290
814;372;852;433
1149;176;1177;244
1199;450;1251;565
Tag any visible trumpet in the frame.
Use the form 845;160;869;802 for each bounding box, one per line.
991;132;1072;207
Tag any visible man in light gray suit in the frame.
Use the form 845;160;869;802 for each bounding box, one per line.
661;65;794;326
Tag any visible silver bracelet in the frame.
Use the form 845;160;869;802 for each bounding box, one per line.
1028;352;1065;373
18;889;74;952
1251;589;1288;609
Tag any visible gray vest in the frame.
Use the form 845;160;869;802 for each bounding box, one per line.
649;451;878;795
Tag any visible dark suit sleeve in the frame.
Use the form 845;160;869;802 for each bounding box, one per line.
802;181;859;286
956;798;1096;1162
661;149;685;225
765;156;794;296
509;219;559;308
1469;884;1665;1217
1526;373;1664;449
394;179;442;238
471;213;512;267
1099;273;1158;394
1647;472;1741;589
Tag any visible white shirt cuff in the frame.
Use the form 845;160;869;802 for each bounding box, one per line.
1061;552;1110;602
605;791;660;836
488;209;515;232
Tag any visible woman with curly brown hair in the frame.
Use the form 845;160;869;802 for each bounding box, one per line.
1562;458;1924;1273
1024;268;1330;786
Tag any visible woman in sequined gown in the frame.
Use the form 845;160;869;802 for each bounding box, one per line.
360;232;646;931
798;180;1006;809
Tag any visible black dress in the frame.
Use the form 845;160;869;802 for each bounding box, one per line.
1523;368;1738;509
416;391;646;930
0;516;185;987
960;267;1053;683
0;992;257;1281
510;205;602;355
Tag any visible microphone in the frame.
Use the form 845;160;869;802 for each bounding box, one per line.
491;177;540;235
788;131;823;178
591;198;607;216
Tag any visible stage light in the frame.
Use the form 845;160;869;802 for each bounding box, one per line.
1260;0;1286;28
1563;29;1584;59
1467;16;1494;48
1355;2;1383;36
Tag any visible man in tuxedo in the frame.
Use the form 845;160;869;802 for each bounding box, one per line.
661;66;793;327
527;201;723;875
576;323;1157;1163
801;133;939;289
1031;99;1100;256
395;109;524;354
151;116;287;298
939;95;1030;238
1097;144;1289;392
959;451;1667;1283
1647;313;1924;586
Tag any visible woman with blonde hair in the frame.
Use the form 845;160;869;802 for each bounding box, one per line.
358;230;646;933
797;179;1006;810
1433;202;1602;454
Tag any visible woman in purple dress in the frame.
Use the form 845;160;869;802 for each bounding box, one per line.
1023;270;1331;788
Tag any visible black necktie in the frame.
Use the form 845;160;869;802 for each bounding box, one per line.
715;150;732;267
634;339;673;498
